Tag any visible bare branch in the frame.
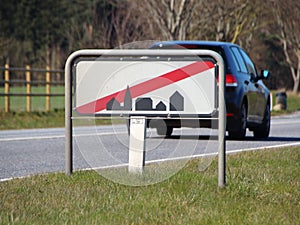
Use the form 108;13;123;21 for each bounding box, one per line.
272;0;300;93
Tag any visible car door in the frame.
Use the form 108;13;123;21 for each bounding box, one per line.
239;49;266;122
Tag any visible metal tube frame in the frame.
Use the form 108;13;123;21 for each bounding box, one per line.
65;49;226;187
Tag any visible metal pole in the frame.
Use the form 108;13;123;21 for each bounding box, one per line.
65;56;73;175
217;58;226;188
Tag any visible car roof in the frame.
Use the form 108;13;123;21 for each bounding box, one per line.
151;40;239;48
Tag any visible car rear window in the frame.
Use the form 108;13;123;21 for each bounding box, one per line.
151;44;228;71
230;47;248;73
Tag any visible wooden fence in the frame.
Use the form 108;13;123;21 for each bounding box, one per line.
0;64;64;112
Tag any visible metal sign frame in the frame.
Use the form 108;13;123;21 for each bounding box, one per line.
65;49;226;188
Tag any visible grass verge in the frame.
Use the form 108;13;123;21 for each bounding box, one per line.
0;110;124;130
271;91;300;116
0;110;65;130
1;147;299;225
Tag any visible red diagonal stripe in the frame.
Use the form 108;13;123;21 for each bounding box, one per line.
76;61;214;114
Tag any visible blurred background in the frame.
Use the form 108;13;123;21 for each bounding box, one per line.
0;0;299;112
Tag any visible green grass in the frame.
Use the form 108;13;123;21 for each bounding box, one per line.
0;86;64;111
271;91;300;116
0;110;65;130
285;92;300;110
1;147;299;224
0;110;126;130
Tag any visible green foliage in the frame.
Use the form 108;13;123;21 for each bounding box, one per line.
0;0;116;67
0;110;65;130
0;147;299;224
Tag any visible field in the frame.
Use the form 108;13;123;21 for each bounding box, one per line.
0;147;299;224
0;86;64;112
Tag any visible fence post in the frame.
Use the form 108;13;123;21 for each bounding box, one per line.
46;66;51;111
4;64;10;112
26;65;31;112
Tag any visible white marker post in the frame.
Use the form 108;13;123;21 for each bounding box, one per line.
128;116;147;174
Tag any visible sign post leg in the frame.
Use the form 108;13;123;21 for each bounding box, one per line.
218;63;226;188
65;58;73;175
128;116;146;174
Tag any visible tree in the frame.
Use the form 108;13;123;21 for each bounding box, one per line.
0;0;74;67
189;0;262;50
272;0;300;93
108;0;155;47
138;0;195;40
0;0;118;67
65;0;116;49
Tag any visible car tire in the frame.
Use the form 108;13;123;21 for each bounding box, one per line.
157;126;173;137
228;102;247;140
126;119;130;135
253;104;270;138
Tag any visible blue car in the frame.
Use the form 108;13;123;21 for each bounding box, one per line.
150;41;271;139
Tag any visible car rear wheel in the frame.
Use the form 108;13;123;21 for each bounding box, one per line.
253;105;270;138
228;102;247;139
126;119;130;135
157;126;173;137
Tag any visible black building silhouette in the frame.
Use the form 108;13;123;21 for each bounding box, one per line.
170;91;184;111
135;98;153;110
106;97;121;110
156;101;166;111
123;85;132;110
105;85;184;113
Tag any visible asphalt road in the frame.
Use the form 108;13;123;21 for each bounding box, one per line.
1;112;300;181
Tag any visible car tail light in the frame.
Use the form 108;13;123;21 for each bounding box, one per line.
217;74;238;87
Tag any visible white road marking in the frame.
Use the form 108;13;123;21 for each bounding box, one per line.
0;131;127;142
1;116;299;182
85;141;300;170
1;117;298;142
271;119;300;125
0;135;64;142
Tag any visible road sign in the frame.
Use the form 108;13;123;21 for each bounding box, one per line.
65;49;226;188
74;56;217;117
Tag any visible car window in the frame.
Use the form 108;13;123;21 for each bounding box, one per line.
230;47;248;73
152;44;229;72
239;49;258;76
229;48;241;72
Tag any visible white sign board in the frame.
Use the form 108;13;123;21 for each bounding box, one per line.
65;49;226;188
74;58;217;117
